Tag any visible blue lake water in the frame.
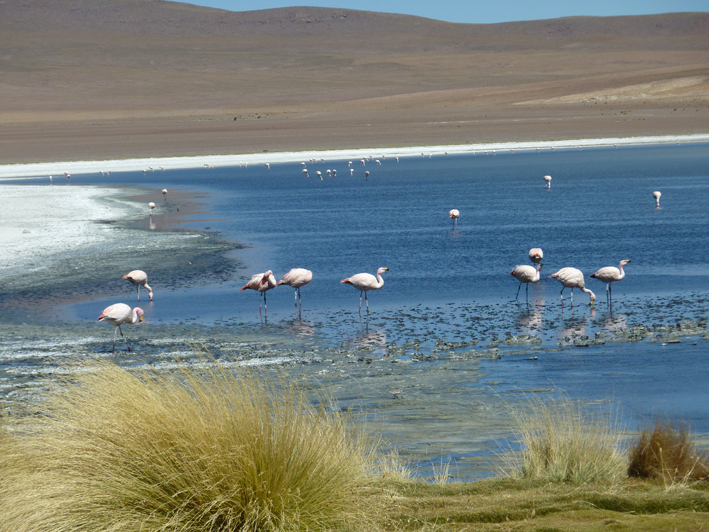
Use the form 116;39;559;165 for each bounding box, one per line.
3;142;709;479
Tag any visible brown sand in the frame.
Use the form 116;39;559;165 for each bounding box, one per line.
1;4;707;163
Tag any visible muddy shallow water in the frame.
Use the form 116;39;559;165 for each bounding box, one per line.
1;142;708;480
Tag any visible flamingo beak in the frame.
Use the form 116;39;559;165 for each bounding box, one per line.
140;315;144;322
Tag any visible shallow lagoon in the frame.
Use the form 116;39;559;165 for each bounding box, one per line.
1;142;708;479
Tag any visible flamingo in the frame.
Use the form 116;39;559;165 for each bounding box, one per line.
265;163;270;169
148;202;155;216
162;189;167;199
653;191;661;208
98;303;143;353
543;175;552;189
122;270;153;301
350;169;354;176
276;268;313;310
449;209;460;227
510;263;543;301
240;270;277;314
302;168;309;177
549;267;596;306
365;171;370;180
316;171;322;180
529;248;543;264
591;260;630;300
341;267;389;314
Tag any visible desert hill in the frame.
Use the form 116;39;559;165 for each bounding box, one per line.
1;1;707;162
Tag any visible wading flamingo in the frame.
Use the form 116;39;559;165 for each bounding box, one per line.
148;202;155;215
162;189;167;199
591;260;630;301
529;248;543;264
653;191;661;208
123;270;153;301
510;263;543;302
98;303;143;353
549;267;596;306
449;209;460;227
543;175;552;189
341;267;389;314
276;268;313;310
240;270;277;314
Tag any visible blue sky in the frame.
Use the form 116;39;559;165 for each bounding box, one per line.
180;0;708;24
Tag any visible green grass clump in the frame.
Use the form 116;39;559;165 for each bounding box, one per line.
0;360;388;532
628;419;709;484
504;396;627;484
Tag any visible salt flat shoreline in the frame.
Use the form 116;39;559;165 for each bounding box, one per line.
1;134;708;179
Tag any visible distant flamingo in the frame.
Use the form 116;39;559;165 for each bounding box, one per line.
162;189;167;199
240;270;277;314
591;260;630;300
653;191;661;208
350;169;354;176
265;163;270;169
529;248;543;264
365;171;370;180
341;267;389;314
302;168;309;177
276;268;313;310
98;303;143;353
316;171;322;180
122;270;153;301
510;263;543;301
543;175;552;189
449;209;460;227
148;202;155;215
549;267;596;306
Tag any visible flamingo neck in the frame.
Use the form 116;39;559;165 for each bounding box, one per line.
131;310;141;324
618;263;626;278
376;273;385;288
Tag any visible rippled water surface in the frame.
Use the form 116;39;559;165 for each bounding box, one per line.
2;143;708;479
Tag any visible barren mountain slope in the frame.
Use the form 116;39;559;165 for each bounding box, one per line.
1;1;707;162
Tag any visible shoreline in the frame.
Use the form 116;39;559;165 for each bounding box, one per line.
1;134;708;179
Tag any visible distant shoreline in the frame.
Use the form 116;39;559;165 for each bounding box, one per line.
2;134;708;179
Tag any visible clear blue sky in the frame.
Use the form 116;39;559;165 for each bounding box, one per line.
179;0;708;24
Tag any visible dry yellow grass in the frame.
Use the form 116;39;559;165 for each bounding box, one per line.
0;360;392;532
503;395;627;484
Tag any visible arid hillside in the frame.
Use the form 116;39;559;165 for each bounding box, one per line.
1;0;708;162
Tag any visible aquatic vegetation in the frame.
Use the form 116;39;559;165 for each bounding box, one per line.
0;360;392;532
503;395;627;484
628;419;709;484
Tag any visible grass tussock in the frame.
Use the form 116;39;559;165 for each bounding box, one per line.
504;395;627;484
0;359;391;532
628;419;709;484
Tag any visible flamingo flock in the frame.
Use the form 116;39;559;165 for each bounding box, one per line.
91;146;653;353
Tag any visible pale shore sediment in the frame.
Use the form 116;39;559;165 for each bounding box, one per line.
1;134;707;179
0;186;143;283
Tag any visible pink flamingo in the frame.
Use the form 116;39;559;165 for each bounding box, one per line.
98;303;143;353
653;191;661;208
591;260;630;301
529;248;543;264
549;267;596;306
341;267;389;314
276;268;313;310
122;270;153;301
449;209;460;227
543;175;552;189
240;270;277;314
510;263;543;301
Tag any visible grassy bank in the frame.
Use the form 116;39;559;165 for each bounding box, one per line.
0;359;707;531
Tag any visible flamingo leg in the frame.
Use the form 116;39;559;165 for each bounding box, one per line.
515;282;522;300
525;283;529;302
264;291;268;314
118;325;131;352
112;326;119;353
259;292;263;315
570;288;574;304
365;291;370;313
294;288;298;309
137;285;141;301
359;291;363;314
